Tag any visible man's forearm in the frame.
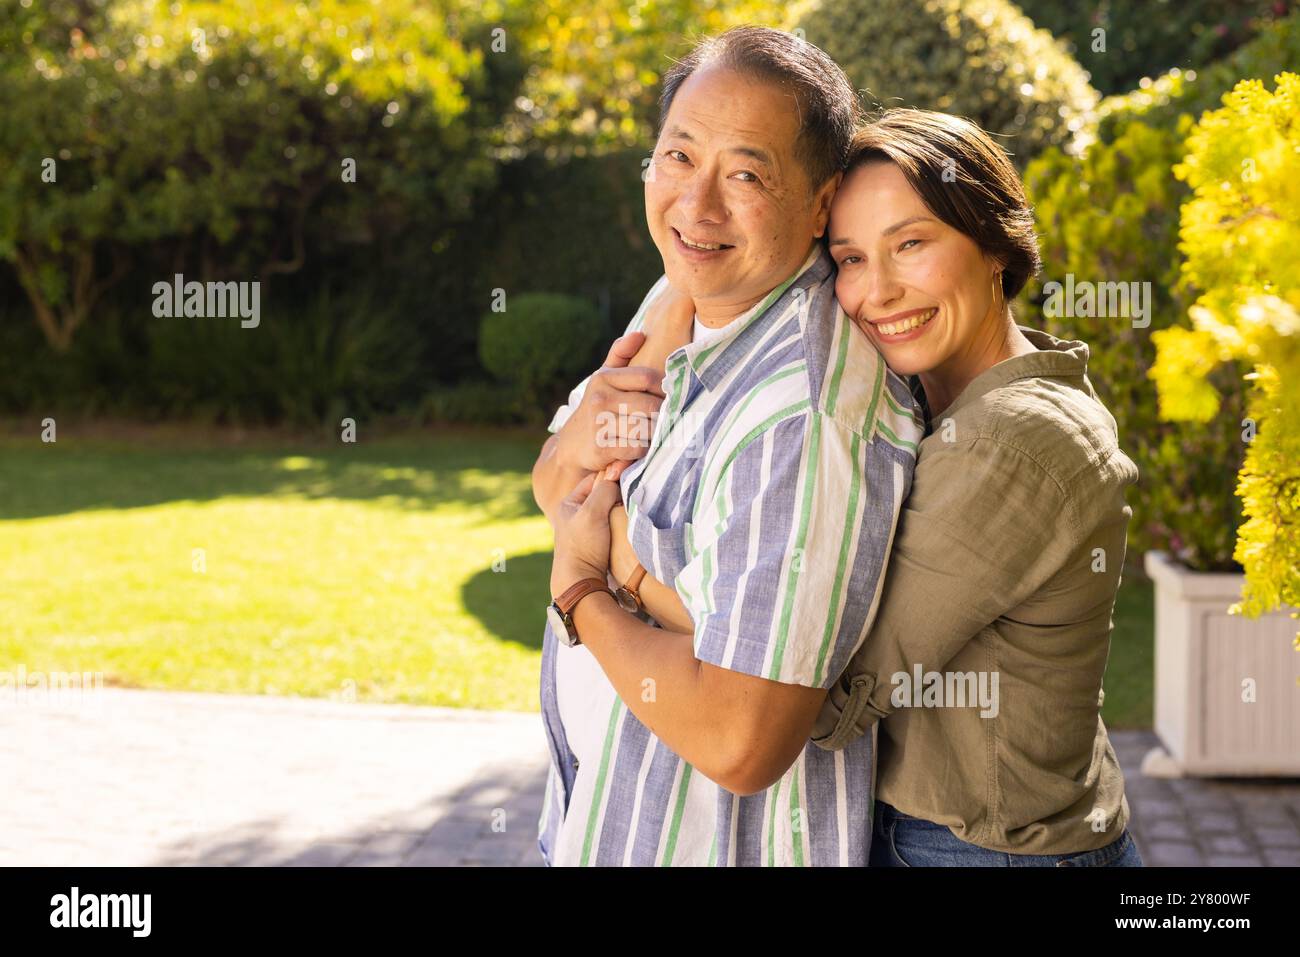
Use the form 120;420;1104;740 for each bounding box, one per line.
568;591;742;790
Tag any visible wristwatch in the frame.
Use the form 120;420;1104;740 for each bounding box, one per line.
547;578;614;647
613;564;647;615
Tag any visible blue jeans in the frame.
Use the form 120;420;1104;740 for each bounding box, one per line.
870;801;1144;867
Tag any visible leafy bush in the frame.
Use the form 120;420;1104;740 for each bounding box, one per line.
413;381;525;427
1022;116;1246;570
0;0;518;352
479;293;604;419
1019;13;1300;570
790;0;1099;167
1015;0;1294;96
1092;10;1300;143
144;281;419;426
488;150;661;310
495;0;784;155
1150;73;1300;626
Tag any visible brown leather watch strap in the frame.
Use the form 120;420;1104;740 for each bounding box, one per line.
625;564;647;594
554;578;614;616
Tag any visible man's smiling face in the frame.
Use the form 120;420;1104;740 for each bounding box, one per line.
645;64;839;324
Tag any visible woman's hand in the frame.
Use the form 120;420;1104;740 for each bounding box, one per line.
602;283;696;484
550;471;623;598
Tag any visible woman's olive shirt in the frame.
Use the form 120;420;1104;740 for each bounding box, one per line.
810;327;1140;855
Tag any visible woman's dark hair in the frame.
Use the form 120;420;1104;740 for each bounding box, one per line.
658;26;863;194
845;109;1041;299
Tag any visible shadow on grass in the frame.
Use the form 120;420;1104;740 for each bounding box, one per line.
460;550;552;652
0;432;546;521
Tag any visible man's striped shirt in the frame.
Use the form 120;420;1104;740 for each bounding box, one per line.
537;243;923;866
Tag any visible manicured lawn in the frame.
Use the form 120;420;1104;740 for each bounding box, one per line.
0;424;554;711
1103;573;1156;730
0;421;1155;725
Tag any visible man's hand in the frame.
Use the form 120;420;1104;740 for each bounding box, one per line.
550;470;624;597
555;332;666;476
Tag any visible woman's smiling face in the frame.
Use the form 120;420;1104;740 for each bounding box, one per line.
828;160;1003;377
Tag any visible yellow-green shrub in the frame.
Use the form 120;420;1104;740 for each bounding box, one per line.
1022;115;1247;570
1150;73;1300;634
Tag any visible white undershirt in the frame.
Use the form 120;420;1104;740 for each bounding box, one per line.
692;314;736;346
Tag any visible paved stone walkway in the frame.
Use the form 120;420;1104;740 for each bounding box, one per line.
2;689;548;867
4;688;1299;866
1112;732;1300;867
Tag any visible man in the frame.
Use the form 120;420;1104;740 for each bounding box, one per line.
531;26;922;866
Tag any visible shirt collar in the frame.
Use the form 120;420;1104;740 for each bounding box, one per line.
672;243;831;392
937;326;1092;419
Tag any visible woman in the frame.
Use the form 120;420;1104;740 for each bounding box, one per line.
554;108;1143;866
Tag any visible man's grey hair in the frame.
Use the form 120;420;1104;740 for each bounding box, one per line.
657;25;864;193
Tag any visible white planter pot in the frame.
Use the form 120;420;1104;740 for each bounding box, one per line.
1142;550;1300;777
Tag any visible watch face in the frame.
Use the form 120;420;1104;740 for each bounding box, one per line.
546;602;578;646
613;587;639;615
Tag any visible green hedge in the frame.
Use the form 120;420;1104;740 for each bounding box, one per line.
0;146;663;425
479;293;605;420
1015;0;1294;96
792;0;1098;167
1022;119;1245;570
413;381;525;427
1092;10;1300;143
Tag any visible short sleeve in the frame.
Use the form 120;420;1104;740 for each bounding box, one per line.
674;411;896;689
545;274;672;436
